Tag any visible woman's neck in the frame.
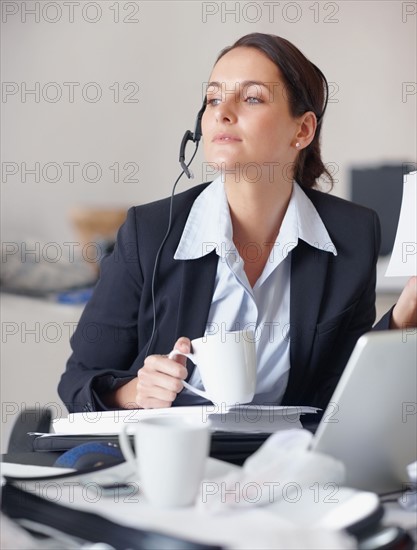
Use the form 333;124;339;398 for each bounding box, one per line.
224;175;293;287
224;175;293;245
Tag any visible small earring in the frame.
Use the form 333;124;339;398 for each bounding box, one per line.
295;142;300;149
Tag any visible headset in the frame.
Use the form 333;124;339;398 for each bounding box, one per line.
145;99;207;356
179;99;207;178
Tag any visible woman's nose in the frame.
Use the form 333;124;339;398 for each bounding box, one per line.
215;98;237;123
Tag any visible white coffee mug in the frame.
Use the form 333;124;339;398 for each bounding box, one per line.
169;330;257;406
118;417;210;508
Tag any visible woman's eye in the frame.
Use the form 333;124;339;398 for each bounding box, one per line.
245;96;262;104
206;96;262;106
207;97;221;106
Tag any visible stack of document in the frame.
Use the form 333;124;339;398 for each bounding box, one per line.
48;405;319;436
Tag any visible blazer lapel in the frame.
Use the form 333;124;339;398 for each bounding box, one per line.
175;250;219;344
283;241;329;403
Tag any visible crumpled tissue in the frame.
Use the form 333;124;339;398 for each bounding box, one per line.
198;429;345;513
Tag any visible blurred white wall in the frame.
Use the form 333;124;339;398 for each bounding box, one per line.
0;1;416;448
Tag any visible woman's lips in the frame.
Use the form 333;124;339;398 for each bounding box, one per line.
212;133;242;142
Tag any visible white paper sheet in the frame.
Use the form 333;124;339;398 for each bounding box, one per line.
386;171;417;277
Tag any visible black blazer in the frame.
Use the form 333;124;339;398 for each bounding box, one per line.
58;183;392;413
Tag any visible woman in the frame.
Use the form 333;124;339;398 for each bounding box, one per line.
58;33;416;413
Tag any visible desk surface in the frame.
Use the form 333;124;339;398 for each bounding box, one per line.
0;459;354;550
2;450;416;550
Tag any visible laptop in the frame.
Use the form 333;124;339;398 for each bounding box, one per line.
311;330;417;493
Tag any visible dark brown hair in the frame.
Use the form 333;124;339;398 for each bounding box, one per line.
216;33;333;190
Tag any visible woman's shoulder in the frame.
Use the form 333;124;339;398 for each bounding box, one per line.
133;182;211;218
120;182;212;248
303;186;379;225
303;186;381;252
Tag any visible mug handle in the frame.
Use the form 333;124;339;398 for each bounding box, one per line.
168;350;210;401
118;424;137;472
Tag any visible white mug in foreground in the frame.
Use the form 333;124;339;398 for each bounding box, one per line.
169;330;257;406
118;417;210;508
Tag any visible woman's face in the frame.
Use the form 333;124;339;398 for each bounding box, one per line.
202;46;301;179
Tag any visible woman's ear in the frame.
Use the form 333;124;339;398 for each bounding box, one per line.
294;111;317;149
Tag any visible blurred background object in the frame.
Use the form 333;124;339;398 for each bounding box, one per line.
69;207;127;275
1;208;127;297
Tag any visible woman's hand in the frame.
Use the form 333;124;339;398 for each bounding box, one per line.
390;276;417;329
135;337;190;408
104;337;191;409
